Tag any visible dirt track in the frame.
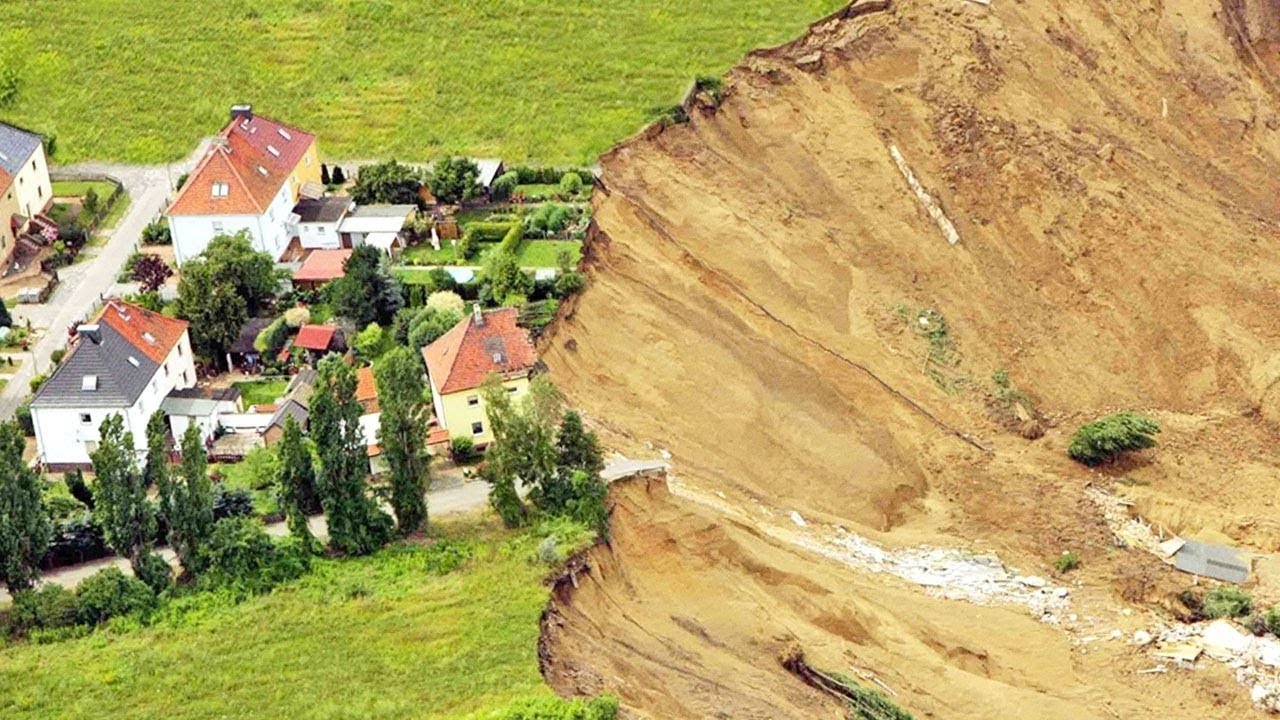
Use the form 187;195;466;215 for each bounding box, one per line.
538;0;1280;716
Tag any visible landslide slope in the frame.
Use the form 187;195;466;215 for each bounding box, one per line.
541;0;1280;717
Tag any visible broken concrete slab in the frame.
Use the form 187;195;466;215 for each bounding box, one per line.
1174;539;1250;583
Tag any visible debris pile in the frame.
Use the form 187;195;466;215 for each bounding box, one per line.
1147;620;1280;711
792;524;1070;623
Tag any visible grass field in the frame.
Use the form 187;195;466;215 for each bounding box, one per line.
49;180;115;198
0;519;594;719
401;239;581;270
0;1;842;165
232;379;288;406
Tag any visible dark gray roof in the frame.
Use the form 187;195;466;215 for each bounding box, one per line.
293;196;351;224
1174;540;1250;584
229;317;273;355
265;369;318;431
0;122;42;176
31;324;159;409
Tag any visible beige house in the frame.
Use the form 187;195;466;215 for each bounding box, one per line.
421;306;538;449
0;122;53;266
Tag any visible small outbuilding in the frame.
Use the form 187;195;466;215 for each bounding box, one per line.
292;248;352;290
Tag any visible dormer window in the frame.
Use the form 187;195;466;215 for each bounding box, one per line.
267;145;281;157
142;332;156;344
82;375;98;391
257;166;268;176
212;181;229;198
277;128;292;141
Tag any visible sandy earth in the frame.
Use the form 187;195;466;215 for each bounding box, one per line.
536;0;1280;716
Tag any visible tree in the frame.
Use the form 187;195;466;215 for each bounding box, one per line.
480;375;562;525
558;171;583;195
277;415;320;549
161;424;215;577
175;261;247;366
0;295;11;328
426;290;464;313
350;160;421;205
375;347;431;535
1066;412;1161;466
140;221;172;246
426;157;481;205
481;249;533;307
176;232;277;366
82;188;100;216
143;412;169;523
320;163;331;185
331;165;346;185
91;414;155;576
556;410;603;478
132;253;173;292
64;469;94;510
311;354;392;555
330;245;402;327
353;322;385;360
491;170;519;201
0;421;51;593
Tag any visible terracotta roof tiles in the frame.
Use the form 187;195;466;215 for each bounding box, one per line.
421;307;537;395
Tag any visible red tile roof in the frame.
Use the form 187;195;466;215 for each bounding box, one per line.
292;249;352;283
356;365;379;413
426;427;451;446
293;324;336;351
167;113;315;216
422;307;537;395
95;299;188;364
0;166;12;196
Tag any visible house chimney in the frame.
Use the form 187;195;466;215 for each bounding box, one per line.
230;104;253;123
472;304;484;327
77;324;102;345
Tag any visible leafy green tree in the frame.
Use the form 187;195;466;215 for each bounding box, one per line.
311;354;392;555
320;163;331;185
0;421;52;593
426;156;481;205
480;375;562;525
1066;412;1161;466
198;231;280;314
556;410;604;478
558;171;583;195
330;245;403;327
64;469;94;509
353;322;385;360
91;414;155;576
481;249;533;307
277;415;321;549
143;411;169;493
375;347;431;535
351;160;421;205
175;262;247;367
491;170;519;201
331;165;346;185
160;423;215;577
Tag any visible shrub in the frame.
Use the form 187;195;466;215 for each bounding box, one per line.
554;271;586;299
283;306;311;328
426;290;464;313
135;552;173;594
213;487;255;520
1265;607;1280;636
42;481;85;521
1203;586;1253;619
74;567;155;626
1066;412;1161;466
353;322;385;360
488;695;619;720
331;166;346;185
491;170;519;200
50;348;66;364
558;171;583;195
1053;551;1080;574
451;437;479;463
42;515;109;567
466;221;520;243
29;373;48;393
14;403;32;436
498;223;523;255
253;316;290;355
8;585;80;636
198;517;310;594
523;203;571;238
140;220;172;246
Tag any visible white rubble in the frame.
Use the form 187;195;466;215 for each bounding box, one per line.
1144;620;1280;712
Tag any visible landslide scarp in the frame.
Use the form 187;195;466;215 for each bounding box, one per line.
540;0;1280;716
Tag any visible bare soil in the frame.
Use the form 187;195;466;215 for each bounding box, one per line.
537;0;1280;716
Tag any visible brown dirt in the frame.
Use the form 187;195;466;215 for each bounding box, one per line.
539;0;1280;716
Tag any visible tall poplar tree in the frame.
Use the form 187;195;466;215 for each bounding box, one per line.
311;354;391;555
374;348;430;534
91;414;155;575
277;415;320;549
165;423;215;576
0;421;51;592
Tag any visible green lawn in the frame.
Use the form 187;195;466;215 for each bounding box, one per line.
513;184;562;202
97;189;131;230
49;180;116;198
402;242;460;266
232;379;288;407
0;1;842;164
516;240;582;268
0;520;595;719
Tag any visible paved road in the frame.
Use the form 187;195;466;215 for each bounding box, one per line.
0;154;204;421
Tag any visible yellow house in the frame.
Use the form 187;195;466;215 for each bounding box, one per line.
0;121;53;266
422;306;538;449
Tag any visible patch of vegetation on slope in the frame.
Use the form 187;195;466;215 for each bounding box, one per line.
0;1;842;164
0;518;600;720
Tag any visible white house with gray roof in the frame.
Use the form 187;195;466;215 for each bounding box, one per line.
30;300;195;469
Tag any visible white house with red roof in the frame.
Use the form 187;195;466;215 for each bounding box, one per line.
166;105;322;265
30;300;197;469
421;306;538;448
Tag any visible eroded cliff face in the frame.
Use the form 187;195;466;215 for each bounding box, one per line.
539;0;1280;716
